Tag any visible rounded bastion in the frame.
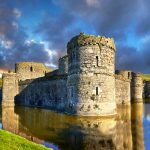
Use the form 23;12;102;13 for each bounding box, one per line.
15;62;52;81
131;72;143;102
66;33;116;116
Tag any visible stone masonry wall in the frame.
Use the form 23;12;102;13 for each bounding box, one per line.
58;55;68;75
15;62;52;81
144;81;150;99
115;75;131;105
131;73;143;102
2;73;18;106
15;75;67;111
67;33;116;116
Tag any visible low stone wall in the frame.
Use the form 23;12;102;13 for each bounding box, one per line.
115;75;131;105
15;75;67;111
144;81;150;99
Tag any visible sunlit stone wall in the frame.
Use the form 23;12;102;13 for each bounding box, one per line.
15;62;52;81
115;70;131;105
131;73;143;102
66;33;116;115
2;73;18;106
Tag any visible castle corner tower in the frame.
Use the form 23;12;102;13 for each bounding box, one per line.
66;33;116;116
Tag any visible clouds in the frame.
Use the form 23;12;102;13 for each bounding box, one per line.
0;0;150;73
0;1;52;69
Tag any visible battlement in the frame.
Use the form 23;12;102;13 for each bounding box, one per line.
67;32;115;52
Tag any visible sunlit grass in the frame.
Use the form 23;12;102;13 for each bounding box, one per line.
141;74;150;81
0;129;52;150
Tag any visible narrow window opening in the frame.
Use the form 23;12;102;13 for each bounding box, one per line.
128;72;130;79
96;56;99;66
71;87;74;97
30;66;33;72
96;87;99;96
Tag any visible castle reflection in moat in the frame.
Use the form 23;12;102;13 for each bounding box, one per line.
1;102;144;150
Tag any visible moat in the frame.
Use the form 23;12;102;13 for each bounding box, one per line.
0;102;149;150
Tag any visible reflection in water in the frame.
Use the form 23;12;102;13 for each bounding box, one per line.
131;103;144;150
0;103;145;150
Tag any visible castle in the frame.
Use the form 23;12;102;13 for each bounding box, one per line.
2;33;143;116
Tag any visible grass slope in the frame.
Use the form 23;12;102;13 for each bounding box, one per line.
0;130;52;150
141;74;150;81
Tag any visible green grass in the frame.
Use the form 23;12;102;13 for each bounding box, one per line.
0;129;52;150
141;74;150;81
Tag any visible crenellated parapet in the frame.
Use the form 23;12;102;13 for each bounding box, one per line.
67;32;116;52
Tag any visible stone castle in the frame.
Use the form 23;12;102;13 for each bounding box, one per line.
2;33;143;116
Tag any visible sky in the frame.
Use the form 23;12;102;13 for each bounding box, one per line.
0;0;150;73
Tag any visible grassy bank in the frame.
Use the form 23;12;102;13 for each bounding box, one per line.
0;129;52;150
141;74;150;81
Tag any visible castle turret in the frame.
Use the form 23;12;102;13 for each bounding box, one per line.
131;73;143;102
66;33;116;116
2;73;18;106
58;55;68;75
15;62;52;81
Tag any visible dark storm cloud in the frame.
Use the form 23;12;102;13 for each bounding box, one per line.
116;37;150;73
36;0;150;73
0;0;150;73
0;1;50;69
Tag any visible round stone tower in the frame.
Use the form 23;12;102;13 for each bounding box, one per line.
66;33;116;116
131;72;143;102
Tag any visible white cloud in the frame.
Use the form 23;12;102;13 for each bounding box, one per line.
13;8;21;18
0;40;14;49
86;0;99;7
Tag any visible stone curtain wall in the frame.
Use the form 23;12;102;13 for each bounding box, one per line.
15;62;52;81
67;33;116;116
15;75;67;111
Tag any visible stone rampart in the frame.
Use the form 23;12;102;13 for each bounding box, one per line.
15;75;67;111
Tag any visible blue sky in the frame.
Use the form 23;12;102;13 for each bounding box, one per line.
0;0;150;73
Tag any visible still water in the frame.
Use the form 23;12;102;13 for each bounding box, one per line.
0;103;150;150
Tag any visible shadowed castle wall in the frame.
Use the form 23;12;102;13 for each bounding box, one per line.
144;81;150;99
58;55;68;75
15;75;67;111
